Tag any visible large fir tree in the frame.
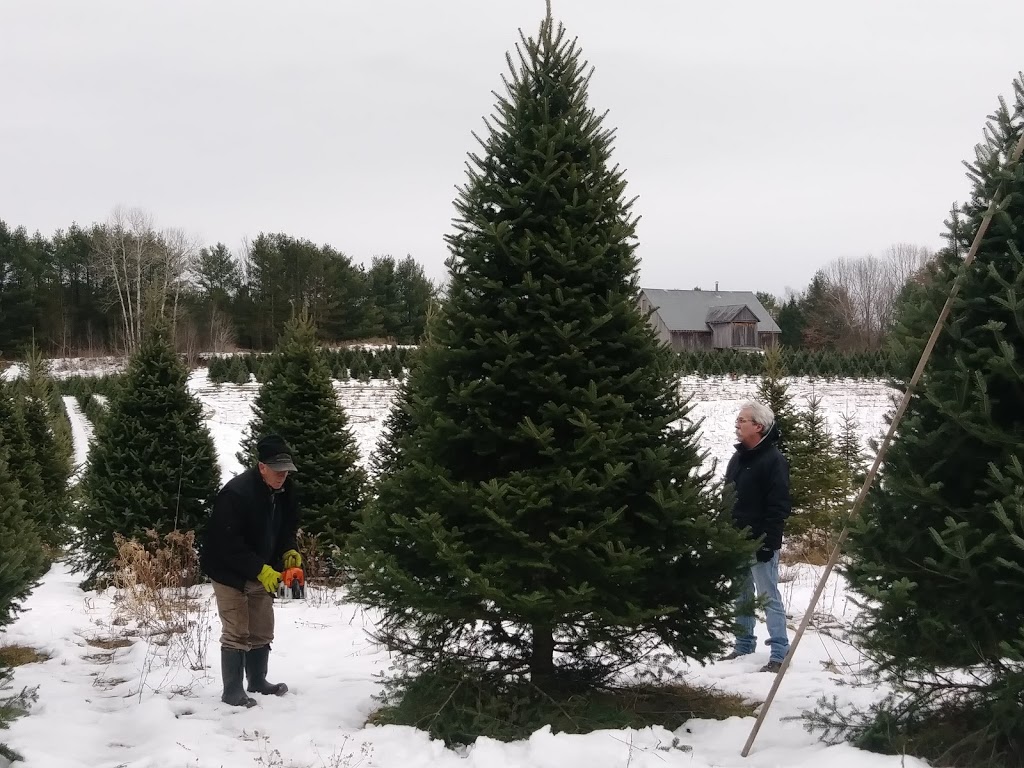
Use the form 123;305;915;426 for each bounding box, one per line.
346;14;752;688
71;321;220;586
840;74;1024;763
238;312;366;548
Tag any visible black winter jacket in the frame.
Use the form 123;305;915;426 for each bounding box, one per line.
724;423;791;550
200;466;300;590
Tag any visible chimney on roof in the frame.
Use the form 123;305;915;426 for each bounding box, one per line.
715;281;719;291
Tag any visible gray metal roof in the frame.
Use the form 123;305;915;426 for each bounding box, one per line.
705;304;758;324
641;289;782;334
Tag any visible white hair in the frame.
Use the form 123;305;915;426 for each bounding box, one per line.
740;400;775;431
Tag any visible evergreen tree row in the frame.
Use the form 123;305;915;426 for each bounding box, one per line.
55;374;123;401
206;346;412;384
0;348;73;626
1;349;74;746
0;215;437;358
677;347;900;378
69;312;370;587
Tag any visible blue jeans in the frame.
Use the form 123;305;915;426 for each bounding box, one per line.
734;549;789;663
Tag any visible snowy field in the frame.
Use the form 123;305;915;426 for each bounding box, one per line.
0;362;922;768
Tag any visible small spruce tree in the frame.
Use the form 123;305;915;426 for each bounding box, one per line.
17;345;73;548
0;384;47;531
0;426;47;628
71;321;220;586
784;392;848;547
755;346;802;453
836;410;867;492
238;312;366;548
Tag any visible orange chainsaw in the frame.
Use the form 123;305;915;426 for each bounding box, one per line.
276;567;305;600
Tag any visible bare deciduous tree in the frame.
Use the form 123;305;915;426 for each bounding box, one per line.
91;207;199;353
822;243;933;350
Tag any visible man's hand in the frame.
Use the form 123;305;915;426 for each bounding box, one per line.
258;564;282;593
756;545;775;563
283;549;302;569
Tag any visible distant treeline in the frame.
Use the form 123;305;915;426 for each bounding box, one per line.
677;348;899;378
205;347;414;384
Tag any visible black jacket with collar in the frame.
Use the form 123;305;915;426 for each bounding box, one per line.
724;423;791;550
200;466;300;590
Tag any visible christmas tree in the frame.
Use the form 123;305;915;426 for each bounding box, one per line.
368;367;416;481
347;13;752;692
71;321;220;586
755;346;803;453
840;73;1024;764
755;348;815;521
369;319;435;480
784;392;847;546
0;385;46;535
0;424;47;628
836;410;866;492
17;345;73;548
238;312;366;548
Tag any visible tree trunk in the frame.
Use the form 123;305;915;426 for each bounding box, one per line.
530;623;555;685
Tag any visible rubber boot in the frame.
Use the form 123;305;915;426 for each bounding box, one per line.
221;647;256;707
245;645;288;695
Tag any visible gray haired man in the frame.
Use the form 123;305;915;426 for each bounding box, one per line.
722;400;791;673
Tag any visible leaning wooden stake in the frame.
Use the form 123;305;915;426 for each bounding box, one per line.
741;130;1024;758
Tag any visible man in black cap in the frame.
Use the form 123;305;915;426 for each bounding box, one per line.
201;434;302;707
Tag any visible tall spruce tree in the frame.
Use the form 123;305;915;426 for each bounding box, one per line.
238;312;366;548
71;321;220;586
346;14;752;688
840;73;1024;763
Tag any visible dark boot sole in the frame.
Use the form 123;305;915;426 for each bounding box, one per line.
247;683;288;696
222;695;257;707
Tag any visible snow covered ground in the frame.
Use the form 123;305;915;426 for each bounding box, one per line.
0;365;921;768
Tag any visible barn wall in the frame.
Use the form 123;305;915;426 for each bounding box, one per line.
670;331;711;351
710;324;732;348
731;323;756;348
639;295;673;346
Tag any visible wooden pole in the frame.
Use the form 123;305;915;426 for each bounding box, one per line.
741;130;1024;758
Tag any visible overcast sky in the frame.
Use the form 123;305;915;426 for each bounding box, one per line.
2;1;1022;298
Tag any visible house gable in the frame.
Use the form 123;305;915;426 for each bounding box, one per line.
705;304;759;325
